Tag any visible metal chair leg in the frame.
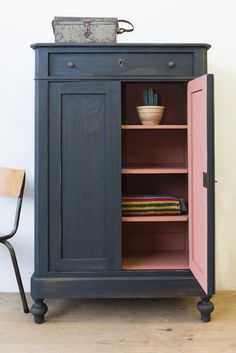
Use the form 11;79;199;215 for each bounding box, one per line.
2;240;29;313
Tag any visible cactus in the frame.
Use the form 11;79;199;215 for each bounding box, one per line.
143;88;159;106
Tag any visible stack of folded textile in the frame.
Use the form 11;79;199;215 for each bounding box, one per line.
122;195;187;216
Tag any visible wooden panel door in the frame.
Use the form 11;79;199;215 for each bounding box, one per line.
48;81;121;271
188;74;215;294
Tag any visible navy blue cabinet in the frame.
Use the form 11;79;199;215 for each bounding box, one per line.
31;44;214;324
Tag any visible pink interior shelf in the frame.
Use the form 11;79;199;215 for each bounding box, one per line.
121;124;188;129
122;167;188;174
122;250;189;270
122;215;188;222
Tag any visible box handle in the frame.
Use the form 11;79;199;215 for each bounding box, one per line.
52;20;56;34
117;20;134;34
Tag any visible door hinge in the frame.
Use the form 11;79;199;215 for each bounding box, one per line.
203;172;210;189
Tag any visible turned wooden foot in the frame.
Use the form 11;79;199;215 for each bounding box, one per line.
197;296;214;322
30;299;48;324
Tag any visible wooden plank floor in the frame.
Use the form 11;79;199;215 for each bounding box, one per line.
0;292;236;353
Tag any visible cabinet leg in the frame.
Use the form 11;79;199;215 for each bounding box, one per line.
30;299;48;324
197;296;214;322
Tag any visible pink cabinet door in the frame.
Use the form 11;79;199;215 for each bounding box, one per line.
187;74;215;294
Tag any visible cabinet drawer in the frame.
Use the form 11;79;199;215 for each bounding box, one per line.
49;53;194;77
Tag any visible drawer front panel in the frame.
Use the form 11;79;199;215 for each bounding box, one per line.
49;53;194;77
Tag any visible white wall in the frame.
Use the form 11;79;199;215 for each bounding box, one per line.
0;0;235;291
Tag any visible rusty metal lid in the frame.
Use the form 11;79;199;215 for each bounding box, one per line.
53;17;118;25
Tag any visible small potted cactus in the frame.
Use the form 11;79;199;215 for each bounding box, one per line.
137;88;165;125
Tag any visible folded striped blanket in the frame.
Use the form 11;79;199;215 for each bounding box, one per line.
122;195;187;216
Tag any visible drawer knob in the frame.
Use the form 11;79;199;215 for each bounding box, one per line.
67;61;76;68
118;58;125;68
168;60;176;68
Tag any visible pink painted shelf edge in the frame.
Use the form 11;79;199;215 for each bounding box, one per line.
121;124;188;129
122;215;188;222
121;167;188;174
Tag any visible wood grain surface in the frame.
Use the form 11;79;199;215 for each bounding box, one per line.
0;292;235;353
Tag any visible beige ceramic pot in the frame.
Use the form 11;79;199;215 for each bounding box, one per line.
137;106;165;125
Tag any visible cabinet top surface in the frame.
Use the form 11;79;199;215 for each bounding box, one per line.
31;43;211;50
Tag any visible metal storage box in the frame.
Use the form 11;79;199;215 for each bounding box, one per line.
52;17;134;43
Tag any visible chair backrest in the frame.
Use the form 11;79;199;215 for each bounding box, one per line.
0;167;26;198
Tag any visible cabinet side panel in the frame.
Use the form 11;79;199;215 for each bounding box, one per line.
34;80;49;275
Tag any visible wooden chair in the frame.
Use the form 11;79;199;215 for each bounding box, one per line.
0;167;29;313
